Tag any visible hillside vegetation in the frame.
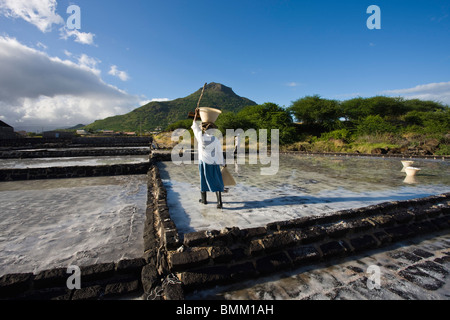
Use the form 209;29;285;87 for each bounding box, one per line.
163;95;449;156
82;82;448;155
285;95;449;155
83;83;257;132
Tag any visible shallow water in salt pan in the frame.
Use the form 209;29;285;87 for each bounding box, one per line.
0;175;147;277
158;154;449;234
0;155;149;169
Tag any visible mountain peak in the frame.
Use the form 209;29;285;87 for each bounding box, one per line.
201;82;235;96
84;82;257;131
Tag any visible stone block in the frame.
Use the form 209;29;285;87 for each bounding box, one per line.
141;264;159;294
248;240;265;256
355;219;375;232
33;268;67;289
392;210;414;223
230;247;247;261
267;216;314;231
143;230;158;253
323;221;352;239
179;266;230;291
255;252;292;275
0;273;33;298
163;229;180;250
158;205;170;214
183;231;210;247
169;249;210;271
229;262;257;281
104;280;140;297
368;214;396;227
261;231;298;253
214;227;241;245
408;221;439;235
79;263;116;283
17;287;71;300
442;205;450;215
116;258;146;275
320;241;347;259
385;225;415;241
162;281;184;300
209;247;233;263
349;235;378;252
71;285;103;300
240;227;267;240
373;231;392;246
408;209;428;221
430;216;450;230
297;226;326;244
424;207;443;218
286;246;320;266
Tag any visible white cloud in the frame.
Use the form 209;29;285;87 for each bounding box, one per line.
77;54;101;76
0;1;96;45
383;81;450;106
108;65;130;82
36;42;47;50
60;28;96;46
151;98;170;102
140;98;171;105
286;82;300;87
0;0;64;33
0;36;140;128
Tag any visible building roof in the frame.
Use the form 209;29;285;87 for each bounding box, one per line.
0;120;13;128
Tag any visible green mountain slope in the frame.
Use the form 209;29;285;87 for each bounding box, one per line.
84;82;257;132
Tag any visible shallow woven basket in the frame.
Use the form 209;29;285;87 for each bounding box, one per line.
199;107;222;123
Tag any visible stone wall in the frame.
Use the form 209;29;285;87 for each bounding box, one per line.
0;137;152;149
170;194;450;293
0;259;146;300
0;148;150;159
145;154;450;296
0;162;151;181
0;153;449;300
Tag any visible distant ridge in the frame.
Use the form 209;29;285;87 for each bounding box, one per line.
84;82;257;132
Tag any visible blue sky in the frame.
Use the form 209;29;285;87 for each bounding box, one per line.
0;0;449;130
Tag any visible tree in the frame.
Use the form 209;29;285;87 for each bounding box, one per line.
216;103;296;145
289;95;341;130
364;96;407;119
341;97;369;121
356;115;397;135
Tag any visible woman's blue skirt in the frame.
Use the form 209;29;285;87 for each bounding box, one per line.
199;161;224;192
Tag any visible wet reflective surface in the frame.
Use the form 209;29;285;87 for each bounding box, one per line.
0;155;149;169
0;175;147;277
158;154;450;234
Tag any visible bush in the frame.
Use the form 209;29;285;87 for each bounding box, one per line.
320;129;353;143
289;95;341;130
165;119;193;131
356;115;397;135
435;144;450;156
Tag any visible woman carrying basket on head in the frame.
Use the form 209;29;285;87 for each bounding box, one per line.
192;107;225;209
